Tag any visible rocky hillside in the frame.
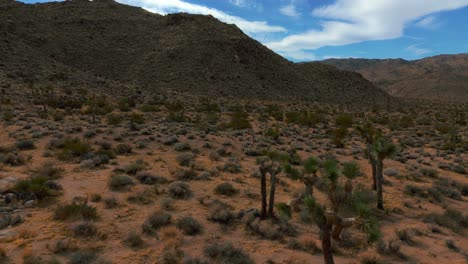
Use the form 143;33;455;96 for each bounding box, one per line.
323;54;468;102
0;0;393;106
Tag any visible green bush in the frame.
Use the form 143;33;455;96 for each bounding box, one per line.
176;216;203;235
57;138;91;161
13;176;58;200
142;211;171;235
109;175;134;191
335;114;353;128
225;111;251;130
54;202;98;221
214;182;238;196
204;243;254;264
15;140;36;150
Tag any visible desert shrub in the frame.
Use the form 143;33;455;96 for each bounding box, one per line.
335;114;353;128
127;189;154;205
104;197;118;209
404;184;427;198
285;111;319;127
72;221;98;237
209;151;221;161
174;142;190;152
176;216;203;235
208;201;236;225
15;140;35;150
342;186;380;242
108;175;134;191
90;194;102;202
130;112;145;126
122;160;147;175
331;127;348;147
284;164;302;180
136;172;168;185
0;152;26;166
33;162;63;179
432;179;462;200
395;229;415;245
124;231;144;248
222;157;242;173
115;143;132;155
107;113;123;125
53;239;76;254
56;138;91;161
420;168;439;178
445;240;459;252
423;208;468;233
69;250;97;264
183;257;209;264
225;111;251;130
359;253;383;264
204;243;254;264
168;181;192;199
13;176;58;200
54;202;98;221
142;211;172;235
176;153;194;167
265;127;280;140
214;182;238;196
117;97;134;112
172;167;199;181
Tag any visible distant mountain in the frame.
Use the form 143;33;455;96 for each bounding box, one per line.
323;54;468;102
0;0;394;107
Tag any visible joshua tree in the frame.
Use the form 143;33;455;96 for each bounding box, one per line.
373;136;397;210
129;112;145;131
288;157;319;211
303;159;361;264
259;159;282;219
357;122;378;190
32;85;55;113
358;122;397;210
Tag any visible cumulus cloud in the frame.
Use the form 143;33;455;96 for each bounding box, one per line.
267;0;468;60
415;16;441;29
117;0;286;34
406;44;432;55
229;0;248;8
280;1;300;17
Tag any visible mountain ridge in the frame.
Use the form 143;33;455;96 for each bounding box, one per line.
0;0;394;107
322;54;468;102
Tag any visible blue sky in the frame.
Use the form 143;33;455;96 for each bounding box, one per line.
21;0;468;61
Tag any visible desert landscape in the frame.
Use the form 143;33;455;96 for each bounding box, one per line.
0;0;467;264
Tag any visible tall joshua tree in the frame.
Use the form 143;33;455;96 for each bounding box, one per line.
304;159;360;264
259;159;282;219
288;157;320;211
373;135;397;210
357;122;378;190
358;122;397;210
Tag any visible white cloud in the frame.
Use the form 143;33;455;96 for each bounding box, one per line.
406;44;432;55
268;0;468;59
117;0;286;34
415;16;441;29
280;1;300;17
229;0;248;8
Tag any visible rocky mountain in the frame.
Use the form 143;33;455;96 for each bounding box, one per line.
323;54;468;102
0;0;393;106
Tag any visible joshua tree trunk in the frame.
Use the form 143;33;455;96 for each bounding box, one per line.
260;172;267;219
303;174;317;196
376;159;384;210
367;142;377;190
268;171;277;219
322;221;334;264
